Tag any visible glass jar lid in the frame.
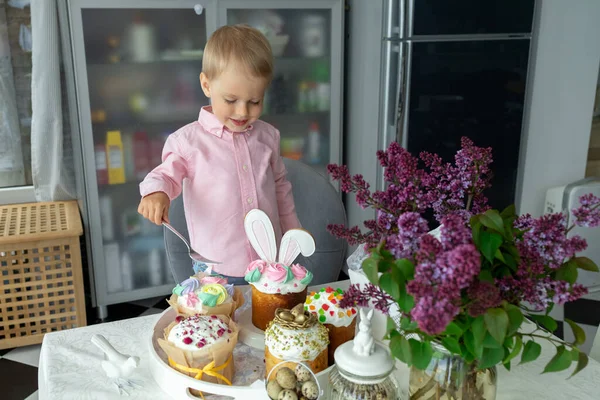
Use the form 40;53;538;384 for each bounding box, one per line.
333;308;395;383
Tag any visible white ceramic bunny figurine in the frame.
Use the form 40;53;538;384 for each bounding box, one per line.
353;308;375;357
244;209;316;269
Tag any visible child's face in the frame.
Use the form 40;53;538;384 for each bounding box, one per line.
200;65;268;133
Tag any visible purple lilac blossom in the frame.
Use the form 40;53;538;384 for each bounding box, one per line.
410;294;460;335
386;212;430;259
467;281;502;317
572;193;600;227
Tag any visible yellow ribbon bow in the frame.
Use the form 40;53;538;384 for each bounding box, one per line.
168;355;233;385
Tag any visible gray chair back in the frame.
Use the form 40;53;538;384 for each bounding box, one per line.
164;158;347;285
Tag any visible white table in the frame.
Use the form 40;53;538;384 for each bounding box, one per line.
39;281;600;399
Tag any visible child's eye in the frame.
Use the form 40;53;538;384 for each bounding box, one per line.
224;99;236;104
250;100;261;105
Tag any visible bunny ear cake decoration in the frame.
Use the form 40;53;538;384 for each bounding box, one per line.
243;209;316;294
244;209;278;262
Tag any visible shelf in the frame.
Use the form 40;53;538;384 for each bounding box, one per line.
87;57;203;68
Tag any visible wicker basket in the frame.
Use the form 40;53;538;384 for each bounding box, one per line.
0;201;86;349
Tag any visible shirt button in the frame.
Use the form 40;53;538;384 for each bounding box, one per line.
242;164;248;171
247;197;253;204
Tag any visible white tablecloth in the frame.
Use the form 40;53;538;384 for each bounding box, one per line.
39;281;600;399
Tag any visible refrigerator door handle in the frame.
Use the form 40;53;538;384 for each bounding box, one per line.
377;40;402;191
397;40;412;150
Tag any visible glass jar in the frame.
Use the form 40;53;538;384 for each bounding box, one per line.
328;364;400;400
409;342;497;400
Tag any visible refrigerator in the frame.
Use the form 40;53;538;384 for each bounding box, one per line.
60;0;344;319
345;0;536;231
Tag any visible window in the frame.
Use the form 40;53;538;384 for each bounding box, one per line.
0;1;33;200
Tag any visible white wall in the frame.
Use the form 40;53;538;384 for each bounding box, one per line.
517;0;600;216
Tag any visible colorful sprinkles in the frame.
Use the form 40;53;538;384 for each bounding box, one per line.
304;287;357;327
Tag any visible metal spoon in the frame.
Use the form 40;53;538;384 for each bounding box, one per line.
162;222;222;264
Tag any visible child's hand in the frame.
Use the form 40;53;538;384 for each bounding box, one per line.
138;192;170;225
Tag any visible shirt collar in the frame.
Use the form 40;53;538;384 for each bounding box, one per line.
198;106;254;138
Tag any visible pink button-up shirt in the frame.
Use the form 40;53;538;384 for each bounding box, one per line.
139;106;301;277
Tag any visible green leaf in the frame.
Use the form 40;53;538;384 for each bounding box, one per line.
483;333;502;348
409;339;433;370
471;316;486;345
484;308;509;344
443;322;463;337
378;259;395;273
503;252;518;270
442;337;462;354
500;204;516;219
478;269;494;283
379;273;401;301
504;335;523;364
543;346;572;373
494;249;506;263
390;332;412;365
555;261;578;285
385;317;397;337
503;361;511;371
504;304;524;336
505;244;520;260
480;231;503;263
520;341;542;364
479;347;505;369
565;318;586;346
471;218;482;247
397;286;415;314
528;314;558;333
395;259;415;280
400;316;418;331
362;258;379;285
480;209;505;233
569;351;589;379
573;256;600;272
464;331;483;359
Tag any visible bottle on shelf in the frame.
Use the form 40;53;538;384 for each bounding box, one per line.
313;61;331;112
104;242;123;293
297;82;309;113
106;130;126;184
121;251;134;291
306;121;322;165
99;195;115;241
148;248;163;286
133;131;151;180
94;144;108;185
122;132;135;182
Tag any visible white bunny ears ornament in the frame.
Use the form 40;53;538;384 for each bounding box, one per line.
243;209;316;290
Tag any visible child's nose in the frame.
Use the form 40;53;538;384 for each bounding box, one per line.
236;103;248;116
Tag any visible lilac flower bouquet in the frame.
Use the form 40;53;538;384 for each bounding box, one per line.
328;138;600;397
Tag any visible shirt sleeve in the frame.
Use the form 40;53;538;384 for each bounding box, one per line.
271;128;302;231
139;133;190;201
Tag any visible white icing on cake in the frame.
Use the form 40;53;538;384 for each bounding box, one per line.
168;315;231;351
244;260;313;295
265;321;329;361
305;287;358;328
177;294;232;313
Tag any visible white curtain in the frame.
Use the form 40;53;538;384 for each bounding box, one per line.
30;0;76;201
0;4;26;187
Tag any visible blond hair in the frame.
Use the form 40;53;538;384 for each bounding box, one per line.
202;25;273;81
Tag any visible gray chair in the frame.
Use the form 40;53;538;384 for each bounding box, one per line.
164;158;348;285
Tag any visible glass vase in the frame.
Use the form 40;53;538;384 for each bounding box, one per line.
409;343;497;400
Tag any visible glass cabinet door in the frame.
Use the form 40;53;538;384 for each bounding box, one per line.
219;1;344;176
69;1;216;304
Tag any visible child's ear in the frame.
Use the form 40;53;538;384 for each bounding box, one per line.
199;72;211;98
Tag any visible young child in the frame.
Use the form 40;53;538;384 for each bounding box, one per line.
138;25;300;285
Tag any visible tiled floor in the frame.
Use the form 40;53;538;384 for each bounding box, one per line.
0;296;169;400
